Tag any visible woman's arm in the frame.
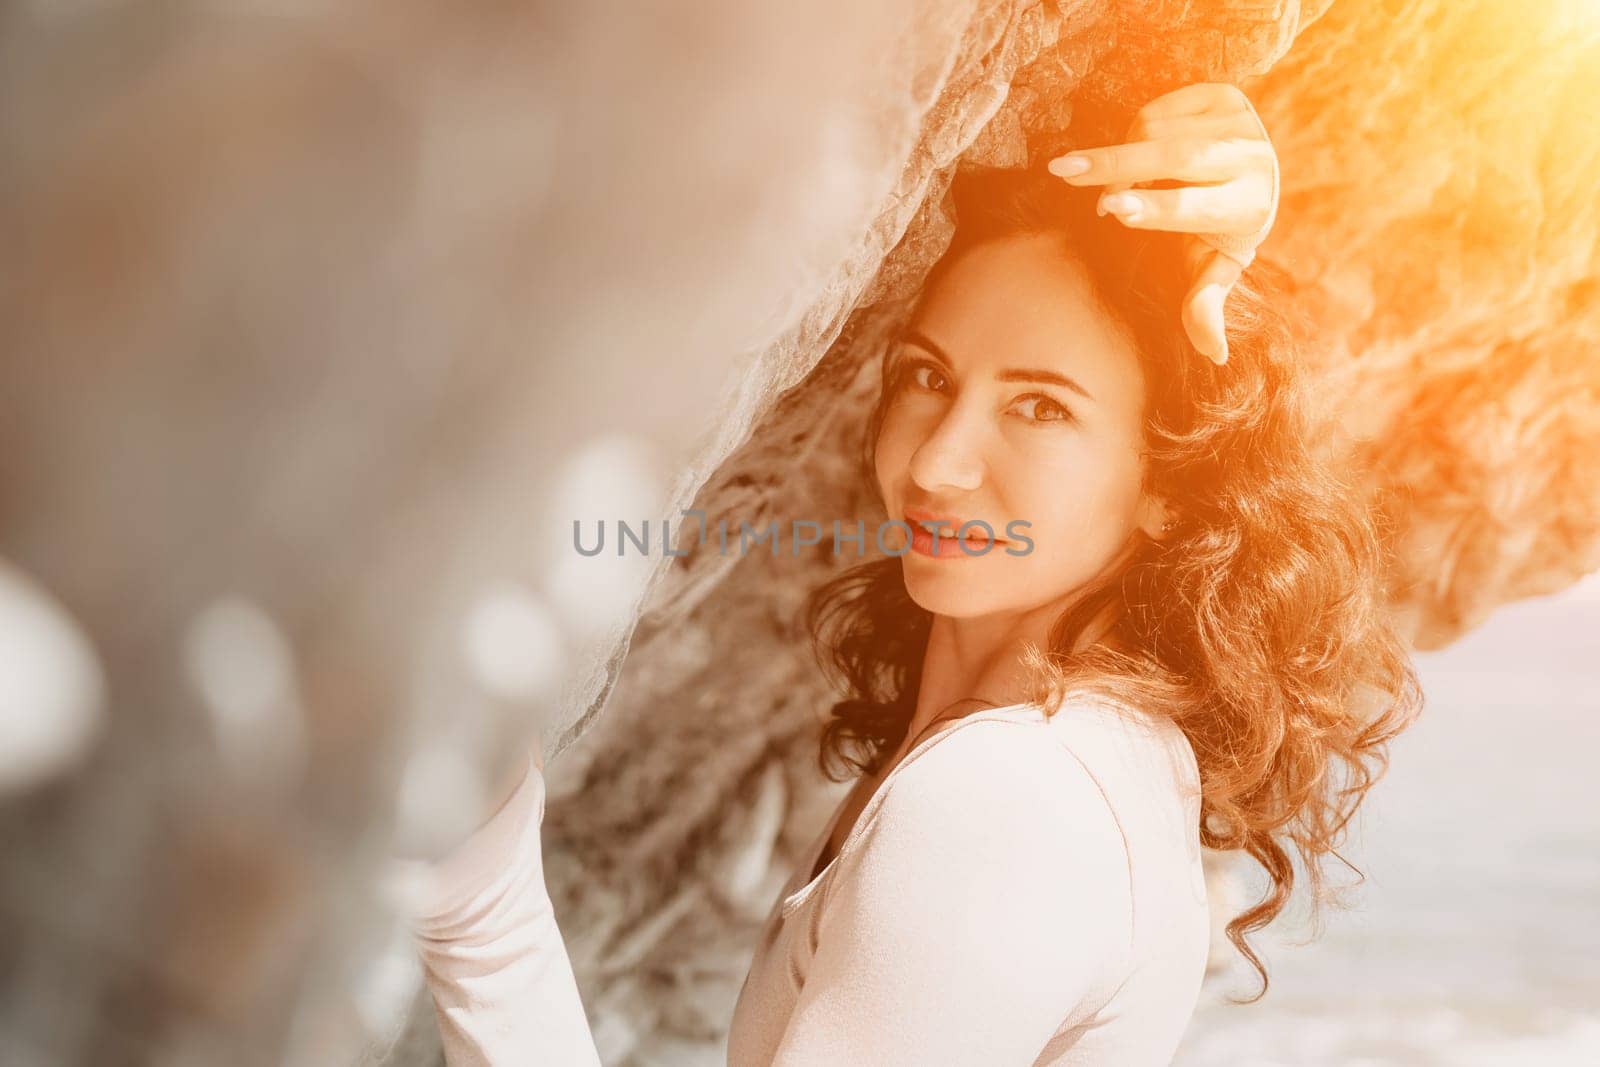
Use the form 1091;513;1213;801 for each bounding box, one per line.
389;754;602;1067
770;722;1133;1065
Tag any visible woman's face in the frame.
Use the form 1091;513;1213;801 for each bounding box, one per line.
874;232;1167;621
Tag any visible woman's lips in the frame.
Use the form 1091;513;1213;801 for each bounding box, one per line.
903;511;1007;559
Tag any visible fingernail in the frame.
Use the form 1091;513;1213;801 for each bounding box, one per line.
1100;192;1140;219
1048;155;1092;178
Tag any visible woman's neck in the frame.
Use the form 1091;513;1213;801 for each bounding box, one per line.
907;586;1122;747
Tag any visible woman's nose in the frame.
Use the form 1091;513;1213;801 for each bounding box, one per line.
907;406;985;494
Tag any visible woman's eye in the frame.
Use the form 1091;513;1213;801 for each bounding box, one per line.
895;359;948;394
1010;394;1073;424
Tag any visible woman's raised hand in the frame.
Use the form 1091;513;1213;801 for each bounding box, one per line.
1047;82;1279;365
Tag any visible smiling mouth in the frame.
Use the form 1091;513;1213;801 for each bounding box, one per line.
905;516;1007;542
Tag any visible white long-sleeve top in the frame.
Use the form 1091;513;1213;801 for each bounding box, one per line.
728;698;1210;1065
397;696;1210;1066
390;753;602;1066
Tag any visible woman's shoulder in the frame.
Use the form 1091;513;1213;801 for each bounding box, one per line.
807;711;1139;1048
895;695;1198;802
1036;693;1208;905
1039;691;1202;796
877;695;1202;863
834;713;1137;960
867;712;1130;858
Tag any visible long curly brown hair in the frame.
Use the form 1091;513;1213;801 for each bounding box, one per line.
803;163;1424;998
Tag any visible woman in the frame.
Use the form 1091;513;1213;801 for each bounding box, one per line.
397;83;1423;1065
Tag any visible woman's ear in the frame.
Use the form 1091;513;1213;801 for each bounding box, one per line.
1136;494;1175;541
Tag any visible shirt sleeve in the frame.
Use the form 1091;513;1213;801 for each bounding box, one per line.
770;721;1134;1066
387;755;603;1067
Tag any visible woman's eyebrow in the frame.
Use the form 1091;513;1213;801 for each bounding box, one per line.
994;366;1095;402
901;327;1095;402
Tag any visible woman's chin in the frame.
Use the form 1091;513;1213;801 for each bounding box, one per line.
901;565;1008;617
900;557;1084;623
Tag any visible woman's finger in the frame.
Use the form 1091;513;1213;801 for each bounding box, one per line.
1049;136;1272;187
1182;249;1245;364
1097;176;1273;234
1125;110;1263;146
1099;178;1133;215
1133;81;1247;121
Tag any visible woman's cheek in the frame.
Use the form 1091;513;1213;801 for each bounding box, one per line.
872;415;908;492
1023;457;1131;554
876;406;933;487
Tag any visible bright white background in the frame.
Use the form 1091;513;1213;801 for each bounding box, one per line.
1180;570;1600;1065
